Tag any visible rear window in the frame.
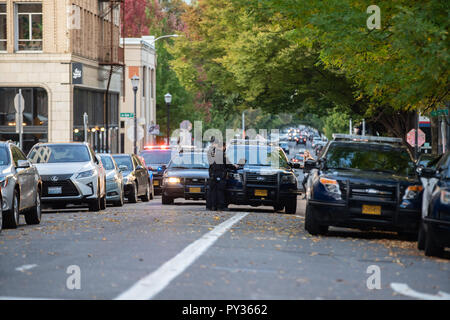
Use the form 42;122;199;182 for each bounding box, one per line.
28;145;91;163
140;150;173;165
112;155;133;171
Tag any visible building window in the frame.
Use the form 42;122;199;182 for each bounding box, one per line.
142;66;146;97
16;3;42;51
0;4;6;51
150;69;154;99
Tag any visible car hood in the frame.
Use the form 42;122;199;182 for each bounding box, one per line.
323;169;419;185
241;165;291;175
165;168;209;179
33;162;93;176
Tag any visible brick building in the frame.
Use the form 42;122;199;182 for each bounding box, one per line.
0;0;123;153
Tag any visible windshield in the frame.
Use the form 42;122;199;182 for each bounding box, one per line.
29;145;91;163
226;145;289;168
169;153;209;169
325;143;414;175
140;150;173;165
0;146;10;166
100;155;116;170
112;155;133;171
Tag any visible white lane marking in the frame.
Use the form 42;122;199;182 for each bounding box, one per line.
391;283;450;300
116;212;249;300
15;264;37;272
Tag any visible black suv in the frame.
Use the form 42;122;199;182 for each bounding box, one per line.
304;134;422;236
225;141;300;214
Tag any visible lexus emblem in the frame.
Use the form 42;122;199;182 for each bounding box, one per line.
51;176;59;182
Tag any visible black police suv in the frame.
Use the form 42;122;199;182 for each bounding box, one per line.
225;141;300;214
417;150;450;257
161;151;209;204
304;134;422;236
140;146;173;194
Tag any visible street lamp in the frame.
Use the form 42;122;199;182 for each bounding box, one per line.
165;93;172;145
131;75;140;154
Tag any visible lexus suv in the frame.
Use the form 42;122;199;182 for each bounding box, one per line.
303;134;422;236
0;141;42;229
28;143;106;212
225;140;300;214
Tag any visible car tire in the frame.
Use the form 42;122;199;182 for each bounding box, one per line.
150;184;155;200
3;190;20;229
417;222;426;250
25;188;42;225
0;198;3;233
162;194;173;205
100;195;107;210
141;183;150;202
284;198;297;215
424;227;443;257
89;190;101;212
128;183;138;203
305;203;328;235
114;188;124;207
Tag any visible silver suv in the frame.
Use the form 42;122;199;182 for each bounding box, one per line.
28;142;106;212
0;141;42;229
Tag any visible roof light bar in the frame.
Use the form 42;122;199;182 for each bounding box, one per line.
332;134;402;144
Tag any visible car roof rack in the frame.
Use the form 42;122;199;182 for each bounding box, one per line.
332;134;403;144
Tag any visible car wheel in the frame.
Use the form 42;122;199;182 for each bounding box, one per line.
25;188;42;225
0;198;3;233
100;195;107;210
114;187;124;207
284;198;297;215
417;222;426;250
3;190;20;229
162;194;173;205
128;183;138;203
424;227;443;257
150;184;155;200
141;183;150;202
305;203;328;235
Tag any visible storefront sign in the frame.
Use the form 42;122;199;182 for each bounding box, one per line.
72;63;83;84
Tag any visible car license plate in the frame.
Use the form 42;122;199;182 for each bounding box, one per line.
154;180;159;186
362;205;381;215
255;189;268;197
48;187;62;195
189;187;201;193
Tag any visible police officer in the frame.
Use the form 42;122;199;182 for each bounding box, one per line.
207;139;233;211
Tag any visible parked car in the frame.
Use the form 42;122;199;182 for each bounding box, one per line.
161;150;209;204
225;141;300;214
416;153;442;170
139;145;173;195
98;153;124;207
417;150;450;257
291;153;305;168
112;154;152;203
28;142;106;212
303;134;422;236
0;141;42;228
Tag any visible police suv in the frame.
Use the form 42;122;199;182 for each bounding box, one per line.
225;140;300;214
304;134;422;236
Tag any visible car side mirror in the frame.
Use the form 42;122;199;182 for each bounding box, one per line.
136;165;144;171
17;160;31;169
418;167;438;178
304;160;318;173
290;162;301;169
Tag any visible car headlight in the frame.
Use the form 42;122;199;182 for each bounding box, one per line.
320;177;341;195
281;174;296;184
403;185;423;200
76;170;95;179
165;177;181;184
440;190;450;205
230;173;242;182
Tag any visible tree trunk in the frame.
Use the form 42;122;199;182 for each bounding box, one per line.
430;116;439;154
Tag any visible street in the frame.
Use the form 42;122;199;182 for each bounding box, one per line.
0;194;448;300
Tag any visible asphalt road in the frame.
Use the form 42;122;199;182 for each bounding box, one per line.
0;193;449;300
0;141;449;300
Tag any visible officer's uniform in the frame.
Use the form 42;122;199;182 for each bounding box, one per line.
206;144;230;211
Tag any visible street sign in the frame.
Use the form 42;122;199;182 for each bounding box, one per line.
120;113;134;118
430;109;449;117
407;129;426;147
